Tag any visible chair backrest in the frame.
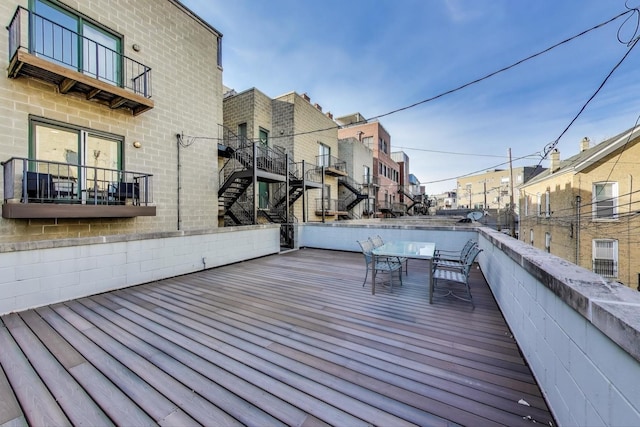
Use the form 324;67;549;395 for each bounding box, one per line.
459;239;477;261
461;246;483;277
357;239;374;265
369;235;384;248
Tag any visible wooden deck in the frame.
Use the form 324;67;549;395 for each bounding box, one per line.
0;248;554;426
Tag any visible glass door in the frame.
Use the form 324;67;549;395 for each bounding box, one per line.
83;133;121;203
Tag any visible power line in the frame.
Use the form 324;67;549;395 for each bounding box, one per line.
368;9;635;123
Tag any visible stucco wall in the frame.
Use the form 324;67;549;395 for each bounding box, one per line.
0;225;280;315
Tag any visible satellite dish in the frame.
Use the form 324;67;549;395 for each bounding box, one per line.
467;211;484;221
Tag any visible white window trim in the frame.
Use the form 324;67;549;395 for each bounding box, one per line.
592;239;618;278
592;181;618;221
545;190;551;218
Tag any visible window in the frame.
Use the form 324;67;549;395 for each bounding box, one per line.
545;190;550;218
537;193;542;216
237;123;247;139
217;36;222;67
362;136;373;149
530;229;534;245
524;194;529;216
318;143;330;167
32;0;122;86
259;128;269;146
545;232;551;253
31;117;123;197
593;182;618;219
592;239;618;278
363;165;370;184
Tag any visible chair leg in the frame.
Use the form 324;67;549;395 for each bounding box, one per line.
362;267;369;287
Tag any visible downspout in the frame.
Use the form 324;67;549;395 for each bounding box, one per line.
321;166;326;223
576;194;581;265
628;174;632;286
302;160;307;223
176;133;181;230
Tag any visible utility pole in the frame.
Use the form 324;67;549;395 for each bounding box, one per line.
508;148;515;237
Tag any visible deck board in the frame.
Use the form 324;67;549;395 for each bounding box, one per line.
0;248;554;426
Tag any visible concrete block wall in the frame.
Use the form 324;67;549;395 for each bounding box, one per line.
0;225;280;315
0;0;222;241
479;227;640;426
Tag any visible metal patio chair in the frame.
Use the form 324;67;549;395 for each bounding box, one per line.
357;239;403;292
369;235;408;275
432;245;483;307
433;239;477;272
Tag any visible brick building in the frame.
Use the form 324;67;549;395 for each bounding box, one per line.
520;130;640;289
222;89;343;223
336;113;400;216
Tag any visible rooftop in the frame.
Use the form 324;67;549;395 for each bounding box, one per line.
0;248;553;426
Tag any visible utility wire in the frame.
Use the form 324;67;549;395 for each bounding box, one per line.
185;8;635;144
368;9;635;123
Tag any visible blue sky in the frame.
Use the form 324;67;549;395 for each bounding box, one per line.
182;0;640;194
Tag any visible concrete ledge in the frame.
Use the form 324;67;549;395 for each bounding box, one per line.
479;227;640;363
0;224;278;253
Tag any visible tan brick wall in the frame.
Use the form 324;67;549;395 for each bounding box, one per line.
0;0;222;242
273;92;339;222
519;140;640;289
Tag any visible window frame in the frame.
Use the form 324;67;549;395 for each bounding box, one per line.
30;116;124;196
31;0;123;87
592;239;618;278
592;181;618;220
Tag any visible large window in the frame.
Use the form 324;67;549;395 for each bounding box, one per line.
32;0;122;86
592;239;618;278
593;182;618;219
318;143;330;167
31;117;123;197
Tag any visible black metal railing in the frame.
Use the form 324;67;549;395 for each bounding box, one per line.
8;6;152;98
316;154;346;173
315;198;339;213
2;157;153;206
362;174;379;186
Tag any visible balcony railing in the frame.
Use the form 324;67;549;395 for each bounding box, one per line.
362;174;379;187
2;157;155;218
315;198;342;215
7;7;153;115
315;154;347;176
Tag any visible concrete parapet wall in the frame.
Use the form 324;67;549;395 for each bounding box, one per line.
478;227;640;426
0;225;280;315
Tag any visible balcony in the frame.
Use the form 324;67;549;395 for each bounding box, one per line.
7;7;154;116
315;198;347;217
316;154;347;177
0;223;639;425
2;157;155;218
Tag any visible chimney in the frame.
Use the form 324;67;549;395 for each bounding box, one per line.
326;111;333;120
549;149;560;173
314;103;322;112
580;137;590;152
301;93;310;102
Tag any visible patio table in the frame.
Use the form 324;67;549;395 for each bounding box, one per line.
372;240;436;301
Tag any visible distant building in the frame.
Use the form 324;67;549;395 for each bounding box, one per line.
336;113;401;217
456;166;546;216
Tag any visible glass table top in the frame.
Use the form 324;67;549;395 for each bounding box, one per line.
372;241;436;259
